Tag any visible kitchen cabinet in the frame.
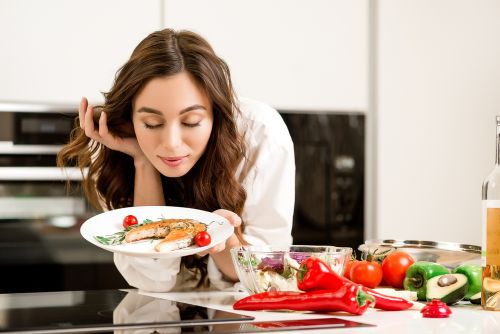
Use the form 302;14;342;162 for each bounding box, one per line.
162;0;368;111
374;0;500;245
0;0;161;104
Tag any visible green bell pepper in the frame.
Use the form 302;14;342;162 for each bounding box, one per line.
453;264;482;300
403;261;450;300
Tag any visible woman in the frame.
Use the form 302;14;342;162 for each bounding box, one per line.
58;28;295;292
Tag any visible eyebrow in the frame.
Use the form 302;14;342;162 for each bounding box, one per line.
136;104;207;115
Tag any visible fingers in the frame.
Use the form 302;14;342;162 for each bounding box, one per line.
196;242;226;257
212;209;242;227
207;209;240;257
84;104;97;138
80;98;107;145
196;250;209;257
79;97;88;128
98;109;109;138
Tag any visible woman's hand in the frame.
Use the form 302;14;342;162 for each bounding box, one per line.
197;209;242;282
197;209;242;257
79;97;164;207
79;97;144;160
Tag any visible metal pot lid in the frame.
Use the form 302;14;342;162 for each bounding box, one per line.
358;239;481;268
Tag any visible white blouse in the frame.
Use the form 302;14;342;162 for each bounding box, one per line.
113;97;295;292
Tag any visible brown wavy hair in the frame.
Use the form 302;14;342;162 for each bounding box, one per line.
57;29;247;285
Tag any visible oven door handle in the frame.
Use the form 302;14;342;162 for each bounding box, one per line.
0;167;86;181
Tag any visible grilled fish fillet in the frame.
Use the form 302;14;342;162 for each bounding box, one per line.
124;218;195;243
154;221;207;252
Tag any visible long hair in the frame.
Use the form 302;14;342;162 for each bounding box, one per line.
57;29;247;285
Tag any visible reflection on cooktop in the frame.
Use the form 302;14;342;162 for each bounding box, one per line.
0;289;253;333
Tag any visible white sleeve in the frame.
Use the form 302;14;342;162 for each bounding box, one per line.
241;139;295;246
114;253;181;292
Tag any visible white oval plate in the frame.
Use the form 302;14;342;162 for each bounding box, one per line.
80;206;232;258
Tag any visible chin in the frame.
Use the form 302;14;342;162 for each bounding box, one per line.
155;162;194;178
158;168;190;178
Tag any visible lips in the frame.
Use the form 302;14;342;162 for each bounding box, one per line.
159;155;186;167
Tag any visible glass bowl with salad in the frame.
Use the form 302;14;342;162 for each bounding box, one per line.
230;245;352;294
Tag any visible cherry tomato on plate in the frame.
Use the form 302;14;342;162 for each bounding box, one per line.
381;251;415;289
123;215;138;229
194;231;212;247
350;260;383;288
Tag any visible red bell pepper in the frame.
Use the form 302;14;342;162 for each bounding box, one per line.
297;257;413;311
296;256;346;291
233;284;372;315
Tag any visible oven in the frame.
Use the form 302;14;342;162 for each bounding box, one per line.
279;111;365;251
0;102;128;293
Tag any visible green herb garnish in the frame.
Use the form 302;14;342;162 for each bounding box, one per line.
94;231;126;245
94;218;154;246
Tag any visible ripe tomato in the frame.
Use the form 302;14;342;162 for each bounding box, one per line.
350;260;383;288
194;231;211;247
343;259;357;280
123;215;138;229
381;251;415;289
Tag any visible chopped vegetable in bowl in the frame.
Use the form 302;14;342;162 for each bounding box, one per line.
230;245;352;294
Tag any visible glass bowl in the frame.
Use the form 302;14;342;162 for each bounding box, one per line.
230;245;352;294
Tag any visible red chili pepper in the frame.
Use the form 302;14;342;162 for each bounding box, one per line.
233;284;372;315
361;287;413;311
296;257;413;311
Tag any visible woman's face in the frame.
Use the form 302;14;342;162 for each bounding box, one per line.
132;72;213;177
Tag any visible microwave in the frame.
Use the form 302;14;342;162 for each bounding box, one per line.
0;102;79;169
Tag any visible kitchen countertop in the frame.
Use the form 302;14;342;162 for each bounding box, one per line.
141;290;500;333
0;288;498;333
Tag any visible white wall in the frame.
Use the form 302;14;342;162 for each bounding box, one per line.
374;0;500;245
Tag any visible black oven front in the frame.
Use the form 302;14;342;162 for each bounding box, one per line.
279;111;365;251
0;102;129;293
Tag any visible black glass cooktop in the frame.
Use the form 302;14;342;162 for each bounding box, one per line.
0;289;253;333
0;289;375;333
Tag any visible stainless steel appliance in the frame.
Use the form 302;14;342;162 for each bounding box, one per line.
0;102;128;293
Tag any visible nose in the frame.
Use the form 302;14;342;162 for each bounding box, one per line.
161;124;182;150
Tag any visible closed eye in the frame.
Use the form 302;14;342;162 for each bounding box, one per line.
144;123;163;129
183;122;201;128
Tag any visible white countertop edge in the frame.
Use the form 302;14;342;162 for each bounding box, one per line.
137;290;499;333
138;290;376;327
